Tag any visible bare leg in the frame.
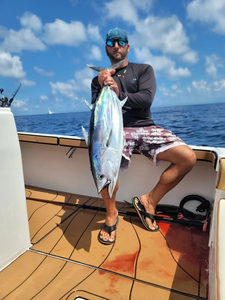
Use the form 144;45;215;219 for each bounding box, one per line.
140;145;196;230
99;181;119;243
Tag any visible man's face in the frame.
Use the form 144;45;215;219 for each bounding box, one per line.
105;38;130;63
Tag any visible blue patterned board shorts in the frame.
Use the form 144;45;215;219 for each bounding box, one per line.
120;126;186;171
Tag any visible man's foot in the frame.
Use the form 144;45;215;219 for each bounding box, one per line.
98;214;119;245
132;197;159;232
140;195;159;231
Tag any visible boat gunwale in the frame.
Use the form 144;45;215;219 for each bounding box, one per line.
18;132;218;168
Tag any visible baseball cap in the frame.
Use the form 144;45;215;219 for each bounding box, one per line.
106;28;128;41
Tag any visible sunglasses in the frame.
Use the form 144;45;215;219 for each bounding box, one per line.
106;38;128;47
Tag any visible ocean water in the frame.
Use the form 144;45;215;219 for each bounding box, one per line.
14;102;225;148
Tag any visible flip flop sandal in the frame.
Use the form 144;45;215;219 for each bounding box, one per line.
98;216;119;245
132;197;159;232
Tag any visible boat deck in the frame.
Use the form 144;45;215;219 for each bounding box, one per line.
0;186;209;300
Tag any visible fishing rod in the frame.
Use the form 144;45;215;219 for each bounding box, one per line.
27;194;210;229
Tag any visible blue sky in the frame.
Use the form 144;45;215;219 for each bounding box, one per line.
1;0;225;115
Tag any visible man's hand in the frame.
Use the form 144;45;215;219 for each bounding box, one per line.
98;70;119;97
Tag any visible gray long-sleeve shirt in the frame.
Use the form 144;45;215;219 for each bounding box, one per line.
91;62;156;127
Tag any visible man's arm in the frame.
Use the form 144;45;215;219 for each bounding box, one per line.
119;64;156;108
91;77;101;104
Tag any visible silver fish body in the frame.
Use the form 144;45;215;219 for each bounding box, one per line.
82;85;126;198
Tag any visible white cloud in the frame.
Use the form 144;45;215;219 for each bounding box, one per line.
20;12;43;32
40;95;48;100
55;97;63;102
0;51;25;78
187;0;225;34
105;0;154;23
42;19;86;46
0;13;45;53
192;80;207;91
192;79;225;96
182;50;199;64
74;67;94;90
0;28;46;53
87;24;104;43
134;48;191;80
12;99;28;110
50;80;79;100
86;45;102;61
169;67;191;79
159;84;182;97
134;15;189;55
131;0;154;11
105;0;139;24
205;61;217;78
50;67;94;100
212;79;225;91
205;54;224;77
21;79;36;87
0;13;90;52
34;66;55;77
159;85;170;96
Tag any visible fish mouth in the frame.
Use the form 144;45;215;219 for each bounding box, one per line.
97;179;116;199
97;179;111;194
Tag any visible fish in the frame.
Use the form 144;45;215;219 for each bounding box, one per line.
82;60;127;198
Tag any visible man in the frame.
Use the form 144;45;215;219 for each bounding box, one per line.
91;28;196;245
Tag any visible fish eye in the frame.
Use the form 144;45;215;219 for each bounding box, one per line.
99;174;105;180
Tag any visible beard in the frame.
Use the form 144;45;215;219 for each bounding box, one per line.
106;46;129;63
